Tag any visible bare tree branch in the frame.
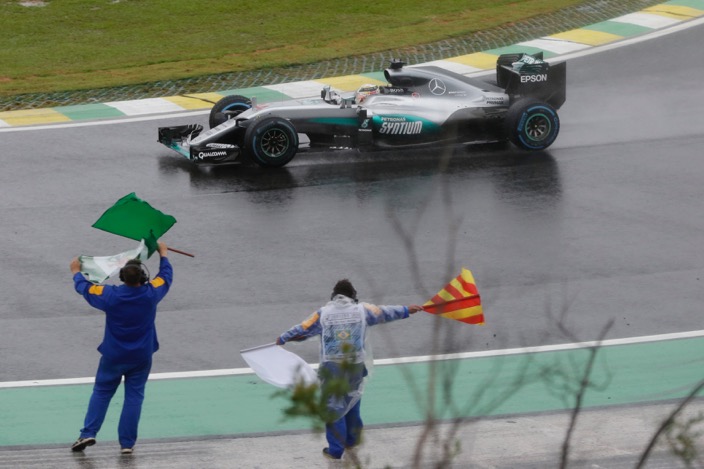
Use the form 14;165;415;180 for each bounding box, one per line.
636;379;704;469
559;319;614;469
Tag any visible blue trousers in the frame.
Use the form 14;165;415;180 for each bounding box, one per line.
325;399;363;458
80;356;152;449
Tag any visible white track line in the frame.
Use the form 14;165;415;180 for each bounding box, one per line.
2;329;703;389
0;109;208;133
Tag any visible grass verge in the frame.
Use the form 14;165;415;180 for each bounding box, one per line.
1;0;589;97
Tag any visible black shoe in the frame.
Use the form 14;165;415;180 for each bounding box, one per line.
322;447;342;460
71;437;96;452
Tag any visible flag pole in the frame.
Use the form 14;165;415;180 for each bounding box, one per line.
424;294;480;309
240;342;278;354
167;247;195;258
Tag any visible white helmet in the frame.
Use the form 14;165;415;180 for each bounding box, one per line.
355;84;379;103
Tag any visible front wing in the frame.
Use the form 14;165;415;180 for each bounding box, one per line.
157;124;241;164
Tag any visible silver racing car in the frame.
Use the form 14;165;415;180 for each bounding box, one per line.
158;52;566;168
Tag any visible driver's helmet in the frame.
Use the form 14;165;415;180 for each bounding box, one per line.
355;84;379;103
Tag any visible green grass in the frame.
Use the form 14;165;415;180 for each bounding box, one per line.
0;0;586;96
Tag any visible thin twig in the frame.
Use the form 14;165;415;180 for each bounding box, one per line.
635;379;704;469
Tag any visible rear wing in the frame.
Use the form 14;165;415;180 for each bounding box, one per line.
496;52;566;109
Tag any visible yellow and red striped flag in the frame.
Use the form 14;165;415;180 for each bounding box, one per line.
423;268;484;325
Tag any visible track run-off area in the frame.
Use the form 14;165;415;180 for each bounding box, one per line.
1;1;704;458
2;331;703;447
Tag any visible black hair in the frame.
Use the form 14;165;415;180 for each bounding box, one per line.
119;259;149;285
331;278;357;301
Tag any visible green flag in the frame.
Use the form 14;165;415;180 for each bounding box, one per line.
92;193;176;256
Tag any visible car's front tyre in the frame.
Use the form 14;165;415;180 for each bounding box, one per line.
505;98;560;151
209;95;252;128
244;117;299;168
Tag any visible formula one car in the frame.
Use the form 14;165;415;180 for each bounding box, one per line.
158;52;566;168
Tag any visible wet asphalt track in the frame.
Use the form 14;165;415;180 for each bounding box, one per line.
1;22;704;385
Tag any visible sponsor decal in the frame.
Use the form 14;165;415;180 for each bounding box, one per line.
520;54;539;64
195;150;229;159
512;54;546;71
206;143;235;149
379;119;423;135
428;78;447;96
361;119;370;129
520;74;548;83
485;96;506;105
384;87;406;94
412;92;420;98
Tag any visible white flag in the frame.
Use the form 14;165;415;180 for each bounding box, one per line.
78;240;148;284
241;343;318;389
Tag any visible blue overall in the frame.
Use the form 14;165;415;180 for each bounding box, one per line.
73;257;172;448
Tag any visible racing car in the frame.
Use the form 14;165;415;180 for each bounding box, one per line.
158;52;566;168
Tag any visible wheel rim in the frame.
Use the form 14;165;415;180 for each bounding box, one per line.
524;113;551;141
224;103;249;117
260;128;290;158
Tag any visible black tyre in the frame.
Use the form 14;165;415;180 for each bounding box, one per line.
209;95;252;128
244;117;298;168
505;98;560;151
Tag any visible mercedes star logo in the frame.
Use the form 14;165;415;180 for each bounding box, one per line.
429;78;447;96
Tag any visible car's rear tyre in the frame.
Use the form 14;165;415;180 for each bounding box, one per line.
244;117;299;168
209;95;252;128
505;98;559;151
